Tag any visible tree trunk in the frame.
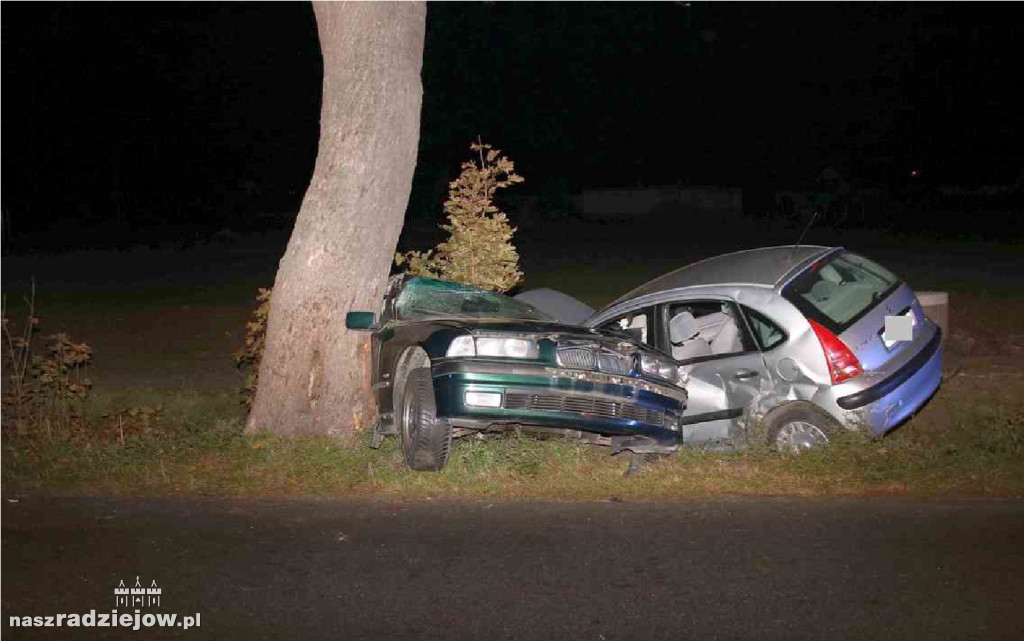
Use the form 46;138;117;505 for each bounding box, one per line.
246;2;425;436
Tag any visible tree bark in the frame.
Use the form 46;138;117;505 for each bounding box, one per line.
246;2;425;436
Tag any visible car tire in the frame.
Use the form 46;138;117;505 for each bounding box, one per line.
400;367;452;471
764;402;842;454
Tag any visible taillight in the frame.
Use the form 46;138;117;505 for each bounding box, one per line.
808;319;863;384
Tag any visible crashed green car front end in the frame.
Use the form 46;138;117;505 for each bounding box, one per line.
429;334;687;454
358;276;689;455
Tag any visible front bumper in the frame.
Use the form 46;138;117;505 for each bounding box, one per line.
431;358;685;452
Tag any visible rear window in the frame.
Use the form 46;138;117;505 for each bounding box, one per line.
782;251;900;333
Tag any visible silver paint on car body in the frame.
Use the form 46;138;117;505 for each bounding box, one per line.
583;246;943;448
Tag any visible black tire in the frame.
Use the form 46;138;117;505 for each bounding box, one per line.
399;367;452;471
764;402;842;454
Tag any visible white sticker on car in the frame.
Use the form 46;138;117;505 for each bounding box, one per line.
882;314;913;348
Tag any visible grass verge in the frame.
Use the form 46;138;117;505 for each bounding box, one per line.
4;378;1022;501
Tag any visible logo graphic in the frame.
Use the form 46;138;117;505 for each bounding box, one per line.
8;575;200;630
114;577;161;608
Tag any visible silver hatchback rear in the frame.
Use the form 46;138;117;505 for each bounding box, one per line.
779;249;943;435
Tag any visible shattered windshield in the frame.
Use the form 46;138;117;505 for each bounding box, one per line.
395;277;553;322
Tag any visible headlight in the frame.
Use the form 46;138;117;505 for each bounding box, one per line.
477;337;538;358
640;352;681;383
446;335;540;359
447;335;476;357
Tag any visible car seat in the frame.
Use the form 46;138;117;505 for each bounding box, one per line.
689;310;744;355
669;311;711;360
808;279;838;303
694;311;728;341
710;316;742;354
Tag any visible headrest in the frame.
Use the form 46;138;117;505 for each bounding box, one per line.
669;311;698;344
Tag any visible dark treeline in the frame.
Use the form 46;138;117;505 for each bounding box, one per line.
3;3;1021;251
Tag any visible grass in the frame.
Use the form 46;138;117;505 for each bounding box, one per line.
4;229;1023;501
4;372;1022;501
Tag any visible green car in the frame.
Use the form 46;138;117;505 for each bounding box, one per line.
346;275;688;471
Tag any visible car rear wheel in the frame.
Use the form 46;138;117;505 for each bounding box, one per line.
400;367;452;471
765;403;841;454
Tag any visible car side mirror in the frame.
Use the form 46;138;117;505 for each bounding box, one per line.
345;311;378;332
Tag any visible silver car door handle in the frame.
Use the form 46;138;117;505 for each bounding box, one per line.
733;369;759;380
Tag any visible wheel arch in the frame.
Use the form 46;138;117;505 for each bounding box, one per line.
391;345;431;420
758;399;844;449
761;399;837;424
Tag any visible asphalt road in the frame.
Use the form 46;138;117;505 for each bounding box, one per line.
3;496;1023;640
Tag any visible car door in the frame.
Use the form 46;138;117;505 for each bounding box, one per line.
656;298;772;446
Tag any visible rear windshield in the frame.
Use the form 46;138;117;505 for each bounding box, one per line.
782;251;900;333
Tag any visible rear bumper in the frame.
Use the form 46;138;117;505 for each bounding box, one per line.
430;359;684;452
836;328;942;410
824;328;943;434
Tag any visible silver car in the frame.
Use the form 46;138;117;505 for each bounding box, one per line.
528;246;944;452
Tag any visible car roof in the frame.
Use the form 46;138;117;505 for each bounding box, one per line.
608;245;837;306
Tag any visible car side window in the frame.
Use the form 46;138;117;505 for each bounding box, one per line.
600;309;651;345
741;306;787;351
664;300;753;361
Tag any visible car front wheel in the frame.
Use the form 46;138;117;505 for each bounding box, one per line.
400;367;452;471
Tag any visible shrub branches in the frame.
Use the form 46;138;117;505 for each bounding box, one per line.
2;285;93;438
396;139;524;292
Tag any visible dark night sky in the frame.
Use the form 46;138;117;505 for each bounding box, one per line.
3;2;1022;249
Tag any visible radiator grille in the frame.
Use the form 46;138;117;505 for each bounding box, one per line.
557;346;632;375
503;393;664;427
556;347;596;370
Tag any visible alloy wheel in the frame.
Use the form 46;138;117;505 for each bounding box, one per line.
775;420;830;454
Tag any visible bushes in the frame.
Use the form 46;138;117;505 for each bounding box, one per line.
232;287;272;410
2;287;93;439
396;139;525;293
1;287;177;445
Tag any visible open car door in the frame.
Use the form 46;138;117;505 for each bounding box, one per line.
658;298;772;447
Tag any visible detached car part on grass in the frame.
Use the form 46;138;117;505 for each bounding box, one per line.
521;246;943;454
346;276;687;471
